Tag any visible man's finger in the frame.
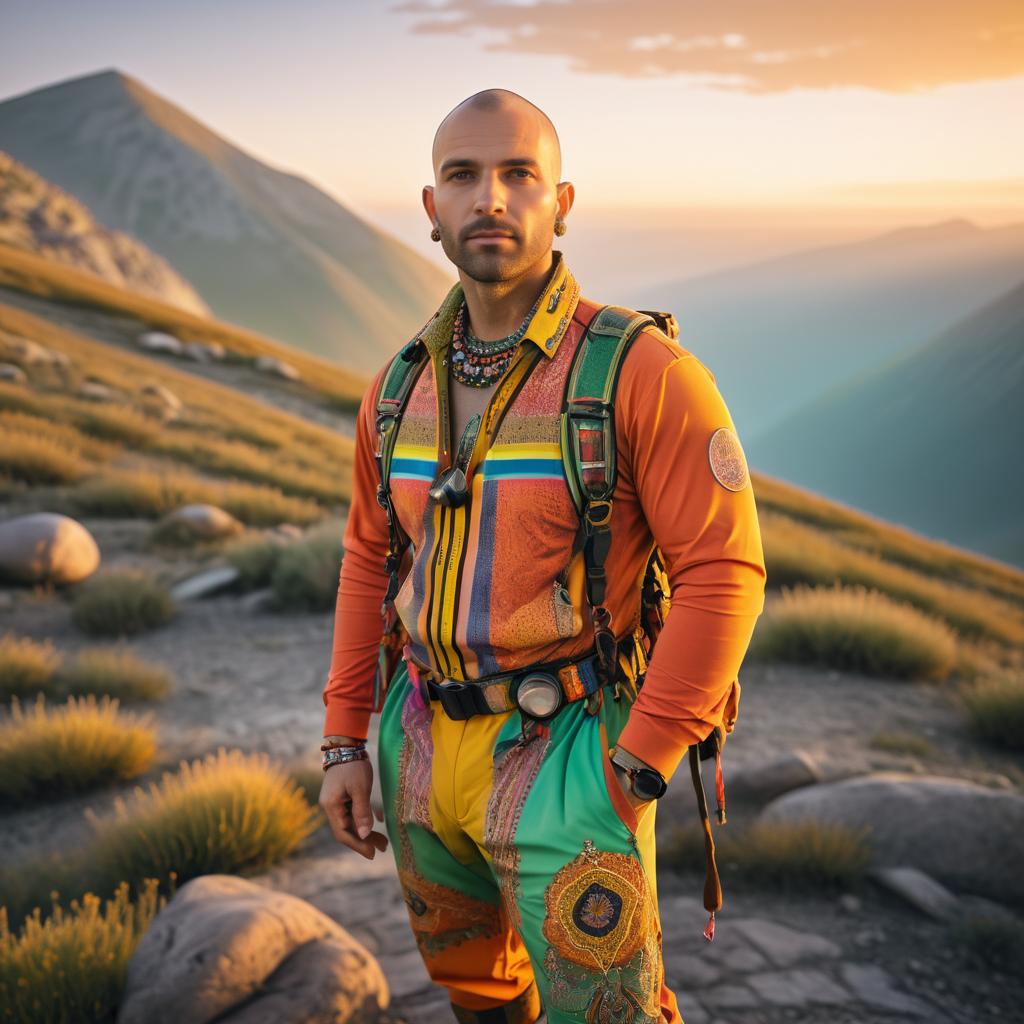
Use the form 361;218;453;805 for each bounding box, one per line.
350;784;374;840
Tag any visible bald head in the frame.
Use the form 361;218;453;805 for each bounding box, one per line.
432;88;562;183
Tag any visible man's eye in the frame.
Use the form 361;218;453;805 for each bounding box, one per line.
511;168;533;178
451;170;471;180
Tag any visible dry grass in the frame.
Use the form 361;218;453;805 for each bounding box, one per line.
0;694;156;806
750;581;959;680
0;877;167;1024
958;670;1024;751
761;511;1024;648
0;632;61;700
268;520;345;611
868;729;935;758
52;646;173;703
83;747;320;902
664;818;872;889
70;569;177;637
0;430;90;485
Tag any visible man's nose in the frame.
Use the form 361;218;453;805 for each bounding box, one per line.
473;173;507;215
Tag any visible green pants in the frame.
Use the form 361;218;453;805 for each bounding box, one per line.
377;660;682;1024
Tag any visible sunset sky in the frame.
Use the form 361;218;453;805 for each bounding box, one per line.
1;0;1022;281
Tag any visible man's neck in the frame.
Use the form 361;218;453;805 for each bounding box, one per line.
459;250;555;341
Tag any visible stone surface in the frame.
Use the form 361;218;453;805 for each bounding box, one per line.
0;511;100;585
870;865;960;921
170;565;241;600
840;962;950;1019
255;354;301;380
731;917;842;968
137;330;184;355
162;503;244;540
744;967;852;1007
758;771;1024;901
723;750;823;805
0;361;26;382
116;874;388;1024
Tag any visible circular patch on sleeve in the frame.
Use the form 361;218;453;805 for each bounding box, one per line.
708;427;750;491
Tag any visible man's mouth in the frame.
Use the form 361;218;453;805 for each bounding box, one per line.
468;231;514;243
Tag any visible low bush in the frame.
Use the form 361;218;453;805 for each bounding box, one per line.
749;582;958;680
958;671;1024;751
0;877;167;1024
224;532;289;589
0;694;156;806
70;569;177;637
269;522;344;612
53;647;173;702
0;632;60;699
665;818;871;889
0;431;88;485
867;730;934;758
83;747;320;900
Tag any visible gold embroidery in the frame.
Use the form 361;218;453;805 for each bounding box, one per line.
708;426;750;491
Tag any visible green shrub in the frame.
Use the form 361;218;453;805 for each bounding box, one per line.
665;818;872;889
749;582;958;680
70;569;177;637
0;694;156;806
868;730;934;758
959;671;1024;751
0;632;60;699
224;532;289;589
269;523;344;611
949;913;1024;976
0;877;167;1024
53;647;173;703
84;747;320;900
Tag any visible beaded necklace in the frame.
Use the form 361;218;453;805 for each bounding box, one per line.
450;290;543;387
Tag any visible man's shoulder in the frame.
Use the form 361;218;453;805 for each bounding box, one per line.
574;296;713;386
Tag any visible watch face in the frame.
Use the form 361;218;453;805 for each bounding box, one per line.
632;767;667;801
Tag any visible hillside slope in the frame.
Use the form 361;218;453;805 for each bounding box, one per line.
753;279;1024;567
0;149;208;316
0;69;453;376
633;219;1024;437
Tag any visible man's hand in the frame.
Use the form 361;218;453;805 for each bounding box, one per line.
319;759;389;859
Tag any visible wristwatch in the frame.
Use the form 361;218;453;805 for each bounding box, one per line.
610;745;668;801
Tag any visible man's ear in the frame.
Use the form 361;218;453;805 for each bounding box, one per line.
556;181;575;220
422;184;436;224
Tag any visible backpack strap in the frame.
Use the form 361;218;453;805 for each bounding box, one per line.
560;305;656;690
371;337;430;707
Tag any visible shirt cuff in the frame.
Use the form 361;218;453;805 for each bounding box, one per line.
615;710;710;783
322;703;371;742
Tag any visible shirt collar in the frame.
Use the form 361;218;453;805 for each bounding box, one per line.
415;249;580;362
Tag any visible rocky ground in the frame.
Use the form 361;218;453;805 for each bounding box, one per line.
2;292;1022;1023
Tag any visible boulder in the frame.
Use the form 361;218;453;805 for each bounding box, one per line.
182;340;226;363
140;382;183;416
162;503;243;540
78;380;119;402
0;512;100;585
0;362;26;383
137;331;184;356
1;334;61;366
254;355;300;381
116;874;389;1024
170;566;240;601
724;750;823;805
758;772;1024;902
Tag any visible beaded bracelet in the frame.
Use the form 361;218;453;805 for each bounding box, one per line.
321;746;369;771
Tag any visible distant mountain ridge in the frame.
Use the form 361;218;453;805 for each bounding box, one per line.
753;278;1024;567
0;69;454;376
634;217;1024;438
0;149;208;315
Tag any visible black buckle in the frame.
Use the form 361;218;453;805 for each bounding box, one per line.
427;679;482;721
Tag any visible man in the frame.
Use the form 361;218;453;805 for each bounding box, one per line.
319;88;766;1024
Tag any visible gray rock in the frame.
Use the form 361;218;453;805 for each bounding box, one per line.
255;355;301;381
840;962;949;1019
1;334;63;366
744;967;852;1007
170;566;240;601
116;874;388;1024
870;865;959;921
758;772;1024;902
0;362;26;382
724;750;822;804
137;330;184;355
78;380;119;402
140;382;183;415
0;511;100;585
731;917;841;968
161;503;243;540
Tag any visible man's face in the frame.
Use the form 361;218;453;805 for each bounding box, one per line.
428;105;562;284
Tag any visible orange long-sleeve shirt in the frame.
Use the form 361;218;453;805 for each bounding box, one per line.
323;269;766;783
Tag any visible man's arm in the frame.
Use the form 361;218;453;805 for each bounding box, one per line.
321;363;393;741
613;331;767;783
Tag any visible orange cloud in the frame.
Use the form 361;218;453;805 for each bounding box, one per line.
392;0;1024;93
